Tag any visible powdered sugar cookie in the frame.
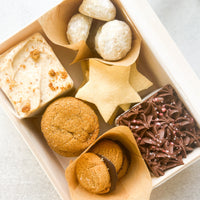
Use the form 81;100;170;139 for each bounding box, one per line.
66;13;92;44
79;0;116;21
95;20;132;61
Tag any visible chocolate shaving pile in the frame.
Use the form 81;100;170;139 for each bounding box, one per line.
116;84;200;177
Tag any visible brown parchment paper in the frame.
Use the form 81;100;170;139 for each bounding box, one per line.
120;63;153;111
38;0;93;63
65;126;152;200
38;0;141;66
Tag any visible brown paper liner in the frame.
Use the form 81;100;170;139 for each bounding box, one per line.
38;0;93;63
65;126;152;200
38;0;141;66
120;63;153;111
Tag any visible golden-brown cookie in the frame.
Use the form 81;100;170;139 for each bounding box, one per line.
41;97;99;156
117;150;129;179
76;153;111;194
91;139;123;173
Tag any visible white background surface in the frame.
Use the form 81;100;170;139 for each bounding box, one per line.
0;0;200;199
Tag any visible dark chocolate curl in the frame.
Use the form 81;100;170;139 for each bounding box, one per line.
116;84;200;177
97;154;118;193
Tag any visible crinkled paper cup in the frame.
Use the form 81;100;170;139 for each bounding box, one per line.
38;0;141;66
65;126;152;200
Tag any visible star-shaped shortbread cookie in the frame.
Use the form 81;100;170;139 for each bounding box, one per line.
76;59;141;122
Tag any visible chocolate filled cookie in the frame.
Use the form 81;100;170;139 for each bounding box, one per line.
91;139;124;173
117;149;130;179
76;152;117;194
41;97;99;156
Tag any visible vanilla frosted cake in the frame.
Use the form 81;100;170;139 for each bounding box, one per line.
0;33;73;118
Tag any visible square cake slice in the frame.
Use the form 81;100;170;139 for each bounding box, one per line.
0;33;73;118
116;84;200;177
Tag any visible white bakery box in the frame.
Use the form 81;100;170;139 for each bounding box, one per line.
0;0;200;199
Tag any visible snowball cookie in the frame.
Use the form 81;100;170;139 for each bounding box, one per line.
79;0;116;21
66;13;92;44
95;20;132;61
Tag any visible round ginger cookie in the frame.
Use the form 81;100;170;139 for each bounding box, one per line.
91;139;123;173
76;153;111;194
41;97;99;156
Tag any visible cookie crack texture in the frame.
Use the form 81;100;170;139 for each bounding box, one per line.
66;130;75;135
